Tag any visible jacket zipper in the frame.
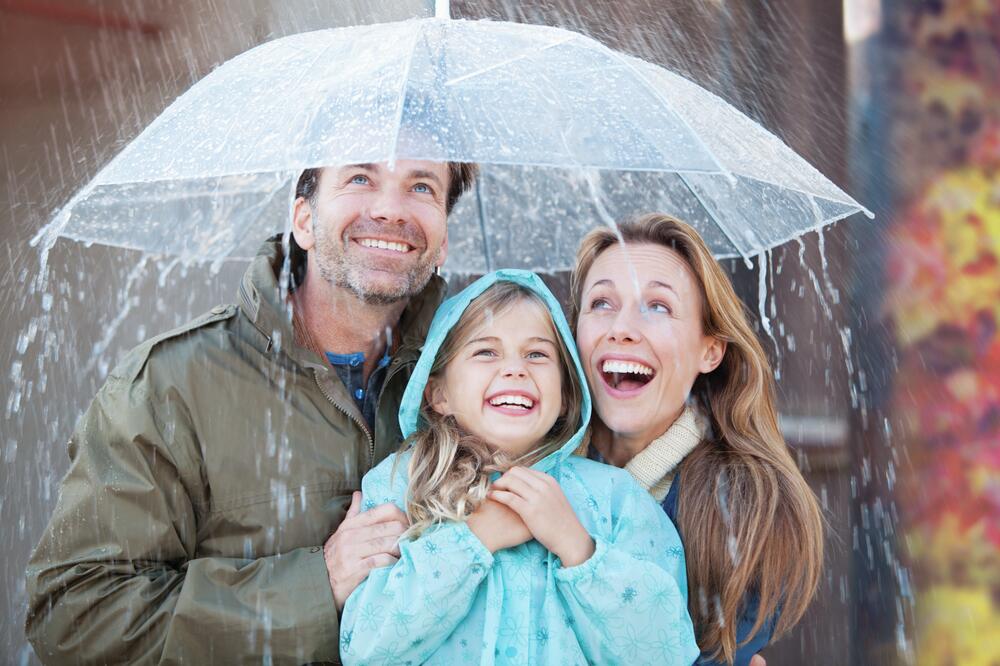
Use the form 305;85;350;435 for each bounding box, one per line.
313;369;375;467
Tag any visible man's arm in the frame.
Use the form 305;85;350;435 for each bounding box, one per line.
25;377;341;664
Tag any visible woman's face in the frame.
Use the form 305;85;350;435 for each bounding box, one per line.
575;243;724;446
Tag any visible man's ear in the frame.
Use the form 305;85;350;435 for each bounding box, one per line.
424;377;450;416
436;229;449;269
699;337;727;374
291;197;316;251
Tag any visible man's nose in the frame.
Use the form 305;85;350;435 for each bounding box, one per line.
368;187;407;224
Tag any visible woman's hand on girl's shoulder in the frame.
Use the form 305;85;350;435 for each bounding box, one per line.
488;467;595;567
466;497;532;553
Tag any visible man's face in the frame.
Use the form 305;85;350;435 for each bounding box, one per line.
298;160;450;304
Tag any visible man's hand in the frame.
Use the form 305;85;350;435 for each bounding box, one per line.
488;466;595;567
323;491;409;611
466;497;532;553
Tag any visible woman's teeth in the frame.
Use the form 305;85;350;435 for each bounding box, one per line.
489;395;534;409
601;360;654;376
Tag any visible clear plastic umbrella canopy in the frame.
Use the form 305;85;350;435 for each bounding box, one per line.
38;17;872;273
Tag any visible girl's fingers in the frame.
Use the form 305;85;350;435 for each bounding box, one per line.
493;473;537;500
506;466;552;492
489;489;527;515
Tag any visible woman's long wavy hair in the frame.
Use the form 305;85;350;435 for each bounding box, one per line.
402;281;585;539
570;214;824;664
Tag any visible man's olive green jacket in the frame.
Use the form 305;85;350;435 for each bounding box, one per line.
25;238;446;664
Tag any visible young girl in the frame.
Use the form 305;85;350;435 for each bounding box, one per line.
340;270;699;665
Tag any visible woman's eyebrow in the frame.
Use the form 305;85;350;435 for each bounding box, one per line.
586;279;614;292
647;280;679;296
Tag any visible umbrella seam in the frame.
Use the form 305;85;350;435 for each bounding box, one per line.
388;20;426;166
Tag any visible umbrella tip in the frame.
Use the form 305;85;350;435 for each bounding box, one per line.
434;0;450;19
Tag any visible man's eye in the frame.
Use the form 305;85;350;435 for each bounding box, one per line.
350;175;370;185
413;183;432;194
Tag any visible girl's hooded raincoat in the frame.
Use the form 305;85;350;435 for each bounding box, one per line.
340;270;700;665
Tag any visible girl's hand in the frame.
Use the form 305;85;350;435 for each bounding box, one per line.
466;498;532;553
489;466;595;567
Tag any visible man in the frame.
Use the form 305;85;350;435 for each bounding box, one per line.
25;159;477;663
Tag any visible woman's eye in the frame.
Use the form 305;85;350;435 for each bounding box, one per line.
413;182;432;194
589;298;611;310
647;302;672;315
350;174;370;185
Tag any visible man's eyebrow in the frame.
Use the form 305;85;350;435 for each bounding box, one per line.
408;169;445;187
339;163;377;172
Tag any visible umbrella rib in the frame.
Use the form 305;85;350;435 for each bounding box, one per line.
598;49;732;180
388;21;426;165
676;171;754;267
444;34;578;87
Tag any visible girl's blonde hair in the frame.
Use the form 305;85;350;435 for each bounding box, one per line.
571;213;824;664
402;281;584;539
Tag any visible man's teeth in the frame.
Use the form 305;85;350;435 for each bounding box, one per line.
602;360;654;376
359;238;410;253
488;395;534;408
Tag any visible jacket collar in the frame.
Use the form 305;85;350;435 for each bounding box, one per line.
238;235;447;370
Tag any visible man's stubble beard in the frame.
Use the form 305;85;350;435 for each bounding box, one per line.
313;222;440;306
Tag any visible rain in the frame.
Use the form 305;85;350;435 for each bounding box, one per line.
2;0;996;664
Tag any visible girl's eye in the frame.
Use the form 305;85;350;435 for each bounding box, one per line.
350;174;370;185
413;183;432;194
527;351;549;360
473;348;497;358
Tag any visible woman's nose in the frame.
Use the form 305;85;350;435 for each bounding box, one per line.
607;311;641;344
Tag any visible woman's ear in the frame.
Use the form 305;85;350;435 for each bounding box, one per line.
424;377;450;416
699;337;727;374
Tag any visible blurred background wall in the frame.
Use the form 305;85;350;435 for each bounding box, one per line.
2;0;995;664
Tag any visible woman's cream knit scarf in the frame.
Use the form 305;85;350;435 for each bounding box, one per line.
624;404;707;502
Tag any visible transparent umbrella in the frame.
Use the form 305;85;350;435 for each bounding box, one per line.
34;15;872;273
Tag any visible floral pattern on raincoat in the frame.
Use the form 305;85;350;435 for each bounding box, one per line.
340;269;700;666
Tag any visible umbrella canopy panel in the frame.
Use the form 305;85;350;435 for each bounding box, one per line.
47;17;871;267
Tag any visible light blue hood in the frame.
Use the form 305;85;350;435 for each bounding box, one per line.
398;269;591;471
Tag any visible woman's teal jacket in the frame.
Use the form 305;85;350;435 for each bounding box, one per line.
340;270;700;665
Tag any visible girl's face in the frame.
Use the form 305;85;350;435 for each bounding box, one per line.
429;299;565;457
575;243;724;446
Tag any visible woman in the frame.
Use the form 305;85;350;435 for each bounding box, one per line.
571;213;824;666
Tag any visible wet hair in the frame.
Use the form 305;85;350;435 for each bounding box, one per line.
571;213;825;664
400;281;584;539
287;163;478;289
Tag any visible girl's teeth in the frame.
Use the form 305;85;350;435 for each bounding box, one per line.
489;395;534;408
601;360;653;375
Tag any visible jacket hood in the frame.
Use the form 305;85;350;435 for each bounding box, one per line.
398;269;591;472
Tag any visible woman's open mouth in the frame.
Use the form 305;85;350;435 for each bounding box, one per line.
600;359;655;394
